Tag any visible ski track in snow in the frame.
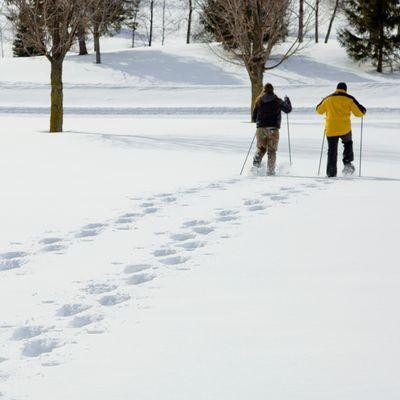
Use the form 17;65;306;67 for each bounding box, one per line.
0;173;333;386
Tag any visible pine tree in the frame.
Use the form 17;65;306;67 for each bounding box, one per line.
338;0;400;73
12;22;43;57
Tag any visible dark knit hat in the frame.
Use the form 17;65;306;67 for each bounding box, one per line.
264;83;274;94
337;82;347;91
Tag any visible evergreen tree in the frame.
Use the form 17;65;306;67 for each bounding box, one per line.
338;0;400;73
12;22;43;57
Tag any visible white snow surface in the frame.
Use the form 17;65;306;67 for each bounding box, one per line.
1;38;400;400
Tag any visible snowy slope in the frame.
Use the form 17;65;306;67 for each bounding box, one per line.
1;36;400;400
1;41;399;115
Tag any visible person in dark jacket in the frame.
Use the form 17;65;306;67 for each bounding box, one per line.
252;83;292;175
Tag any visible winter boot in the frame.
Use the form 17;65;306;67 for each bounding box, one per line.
253;155;262;168
343;163;355;176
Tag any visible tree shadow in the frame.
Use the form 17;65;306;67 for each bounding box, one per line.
271;54;375;83
68;49;243;86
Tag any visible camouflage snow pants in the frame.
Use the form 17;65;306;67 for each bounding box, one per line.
253;127;280;174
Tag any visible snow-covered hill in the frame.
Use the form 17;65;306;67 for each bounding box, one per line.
1;37;400;400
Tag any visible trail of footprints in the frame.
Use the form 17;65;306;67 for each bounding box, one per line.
1;178;328;366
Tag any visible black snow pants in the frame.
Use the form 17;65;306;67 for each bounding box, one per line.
327;132;354;177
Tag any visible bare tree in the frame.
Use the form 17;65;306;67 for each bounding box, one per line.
160;0;181;45
77;23;88;55
298;0;304;42
7;0;91;132
324;0;341;43
314;0;319;42
126;0;140;48
186;0;193;44
200;0;303;113
149;0;154;46
88;0;126;64
303;0;321;43
161;0;166;44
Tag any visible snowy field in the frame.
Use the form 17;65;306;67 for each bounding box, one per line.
1;38;400;399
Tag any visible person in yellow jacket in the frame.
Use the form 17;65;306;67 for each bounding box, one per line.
316;82;367;177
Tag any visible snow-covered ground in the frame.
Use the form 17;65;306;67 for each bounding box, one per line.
1;36;400;399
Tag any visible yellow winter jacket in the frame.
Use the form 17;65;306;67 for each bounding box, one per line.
316;89;366;137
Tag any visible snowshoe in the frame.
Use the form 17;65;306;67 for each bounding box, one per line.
342;163;355;176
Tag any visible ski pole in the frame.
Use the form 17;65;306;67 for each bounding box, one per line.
359;117;364;177
286;113;292;166
240;133;256;175
318;131;326;176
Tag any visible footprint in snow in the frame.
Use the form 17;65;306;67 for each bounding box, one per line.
84;282;118;295
182;219;211;228
115;213;140;225
216;210;240;222
39;237;63;245
98;293;130;306
159;256;189;266
160;196;177;204
182;187;200;194
270;194;288;202
41;243;66;253
11;325;47;341
70;314;103;328
243;199;262;206
84;223;107;230
75;223;106;239
153;248;176;257
192;226;215;235
22;338;59;358
170;233;196;242
56;303;91;317
143;207;158;214
176;241;206;251
126;273;156;286
0;251;28;259
244;199;266;211
0;251;28;271
141;202;155;208
124;264;152;274
248;205;266;212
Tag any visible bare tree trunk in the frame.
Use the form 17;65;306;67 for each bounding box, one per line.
315;0;319;43
149;0;154;47
325;0;339;43
187;0;193;44
132;28;135;48
77;24;88;55
161;0;166;45
50;58;63;133
298;0;304;43
377;24;383;73
94;28;101;64
250;64;264;114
